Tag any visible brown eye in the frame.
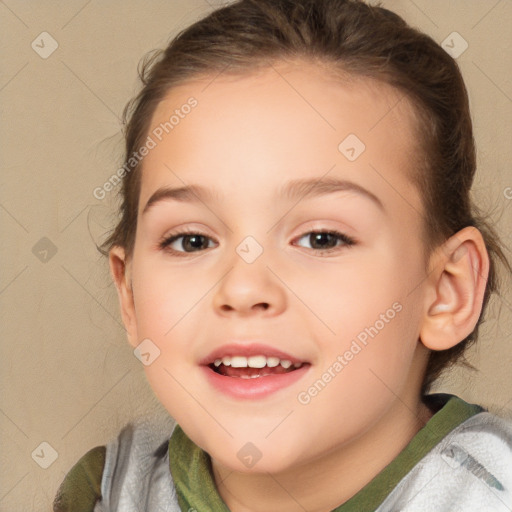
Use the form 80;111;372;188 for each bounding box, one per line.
295;230;355;252
160;233;215;254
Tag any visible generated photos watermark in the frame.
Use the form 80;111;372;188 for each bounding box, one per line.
93;97;198;200
297;301;403;405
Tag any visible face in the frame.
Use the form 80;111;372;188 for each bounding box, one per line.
121;61;432;474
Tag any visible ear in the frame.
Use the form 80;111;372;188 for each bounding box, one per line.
109;246;138;348
420;226;490;351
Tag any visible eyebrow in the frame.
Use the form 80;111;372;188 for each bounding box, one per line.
142;176;384;214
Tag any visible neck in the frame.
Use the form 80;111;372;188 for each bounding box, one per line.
212;398;433;512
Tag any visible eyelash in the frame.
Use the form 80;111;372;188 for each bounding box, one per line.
158;227;356;257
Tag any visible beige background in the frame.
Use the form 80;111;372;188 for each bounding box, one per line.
1;1;511;510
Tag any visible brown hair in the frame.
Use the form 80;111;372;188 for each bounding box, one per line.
101;0;511;393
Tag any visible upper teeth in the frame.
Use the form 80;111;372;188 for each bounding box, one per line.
213;356;301;369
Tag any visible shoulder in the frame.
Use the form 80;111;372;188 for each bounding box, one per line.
53;445;106;512
446;411;512;477
102;417;180;510
54;417;179;512
377;411;512;512
53;417;174;512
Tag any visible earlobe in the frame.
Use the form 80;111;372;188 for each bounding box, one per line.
420;226;490;351
109;246;139;348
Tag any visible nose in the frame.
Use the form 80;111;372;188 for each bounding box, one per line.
212;246;287;318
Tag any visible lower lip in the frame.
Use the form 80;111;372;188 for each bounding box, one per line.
201;365;310;400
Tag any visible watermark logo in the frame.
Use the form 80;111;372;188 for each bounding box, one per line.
134;338;161;366
441;32;468;59
31;442;58;469
32;237;58;263
31;32;58;59
237;442;262;468
236;236;264;264
338;134;366;162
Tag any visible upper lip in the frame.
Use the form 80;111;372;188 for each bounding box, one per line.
200;343;307;366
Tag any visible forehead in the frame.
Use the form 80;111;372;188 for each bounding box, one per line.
140;61;423;218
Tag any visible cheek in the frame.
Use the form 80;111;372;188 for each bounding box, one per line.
296;308;421;447
131;258;209;340
308;251;423;391
130;258;211;395
303;253;405;338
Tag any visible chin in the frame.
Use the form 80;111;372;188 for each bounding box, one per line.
205;436;305;475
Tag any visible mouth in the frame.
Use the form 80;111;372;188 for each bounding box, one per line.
200;344;311;399
209;355;308;379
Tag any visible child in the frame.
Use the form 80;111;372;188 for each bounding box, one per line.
54;0;512;510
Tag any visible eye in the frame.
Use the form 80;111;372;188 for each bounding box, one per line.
294;230;356;253
159;230;217;255
158;228;355;256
